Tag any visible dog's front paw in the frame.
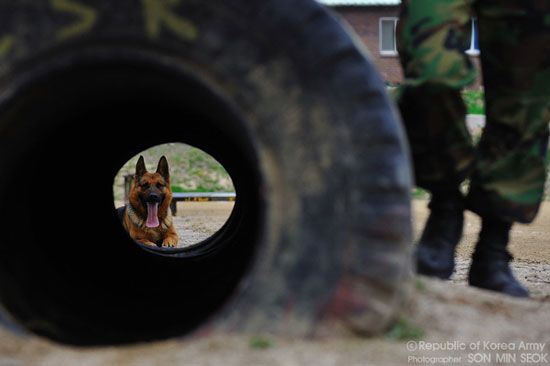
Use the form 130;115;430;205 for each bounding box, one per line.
162;237;178;248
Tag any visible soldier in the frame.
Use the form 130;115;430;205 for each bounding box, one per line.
396;0;550;297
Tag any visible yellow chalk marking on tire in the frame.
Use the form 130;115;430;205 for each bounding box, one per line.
51;0;98;40
142;0;198;41
0;35;14;57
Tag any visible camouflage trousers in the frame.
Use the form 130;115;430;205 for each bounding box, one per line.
396;0;550;223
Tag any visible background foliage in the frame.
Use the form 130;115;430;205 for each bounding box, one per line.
113;143;234;202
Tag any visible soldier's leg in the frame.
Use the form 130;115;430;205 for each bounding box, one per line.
397;0;476;279
397;0;477;191
467;0;550;297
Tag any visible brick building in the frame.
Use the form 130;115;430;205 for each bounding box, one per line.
318;0;482;87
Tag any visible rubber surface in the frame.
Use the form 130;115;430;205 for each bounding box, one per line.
0;0;412;345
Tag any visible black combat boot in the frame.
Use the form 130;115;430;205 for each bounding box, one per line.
416;189;464;279
468;217;529;298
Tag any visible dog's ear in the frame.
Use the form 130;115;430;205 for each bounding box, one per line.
156;156;170;182
135;155;147;178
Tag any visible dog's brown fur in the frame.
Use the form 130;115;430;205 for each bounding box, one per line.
121;156;178;247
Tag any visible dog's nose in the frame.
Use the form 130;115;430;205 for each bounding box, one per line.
146;193;161;203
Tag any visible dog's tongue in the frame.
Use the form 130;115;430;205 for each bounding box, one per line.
146;203;160;228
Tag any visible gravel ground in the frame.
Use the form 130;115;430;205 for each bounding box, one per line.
413;200;550;300
172;202;234;248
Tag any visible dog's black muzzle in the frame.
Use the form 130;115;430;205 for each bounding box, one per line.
141;191;163;205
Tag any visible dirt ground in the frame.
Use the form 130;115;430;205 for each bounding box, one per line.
413;200;550;301
1;201;549;365
172;201;234;248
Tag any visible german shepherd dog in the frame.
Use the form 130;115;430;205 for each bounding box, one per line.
117;156;178;247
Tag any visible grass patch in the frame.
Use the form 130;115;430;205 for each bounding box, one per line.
249;336;274;350
412;188;429;200
171;185;228;193
415;278;426;292
387;85;484;115
386;318;425;341
170;185;186;193
462;90;485;115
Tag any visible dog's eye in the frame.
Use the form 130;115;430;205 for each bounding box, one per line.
141;183;150;189
157;183;165;189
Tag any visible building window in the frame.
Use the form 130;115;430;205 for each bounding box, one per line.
379;17;398;56
466;18;480;56
378;17;477;57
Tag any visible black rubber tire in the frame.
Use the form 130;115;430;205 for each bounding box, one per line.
0;0;412;345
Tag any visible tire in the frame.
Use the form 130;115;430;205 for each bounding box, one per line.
0;0;412;345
